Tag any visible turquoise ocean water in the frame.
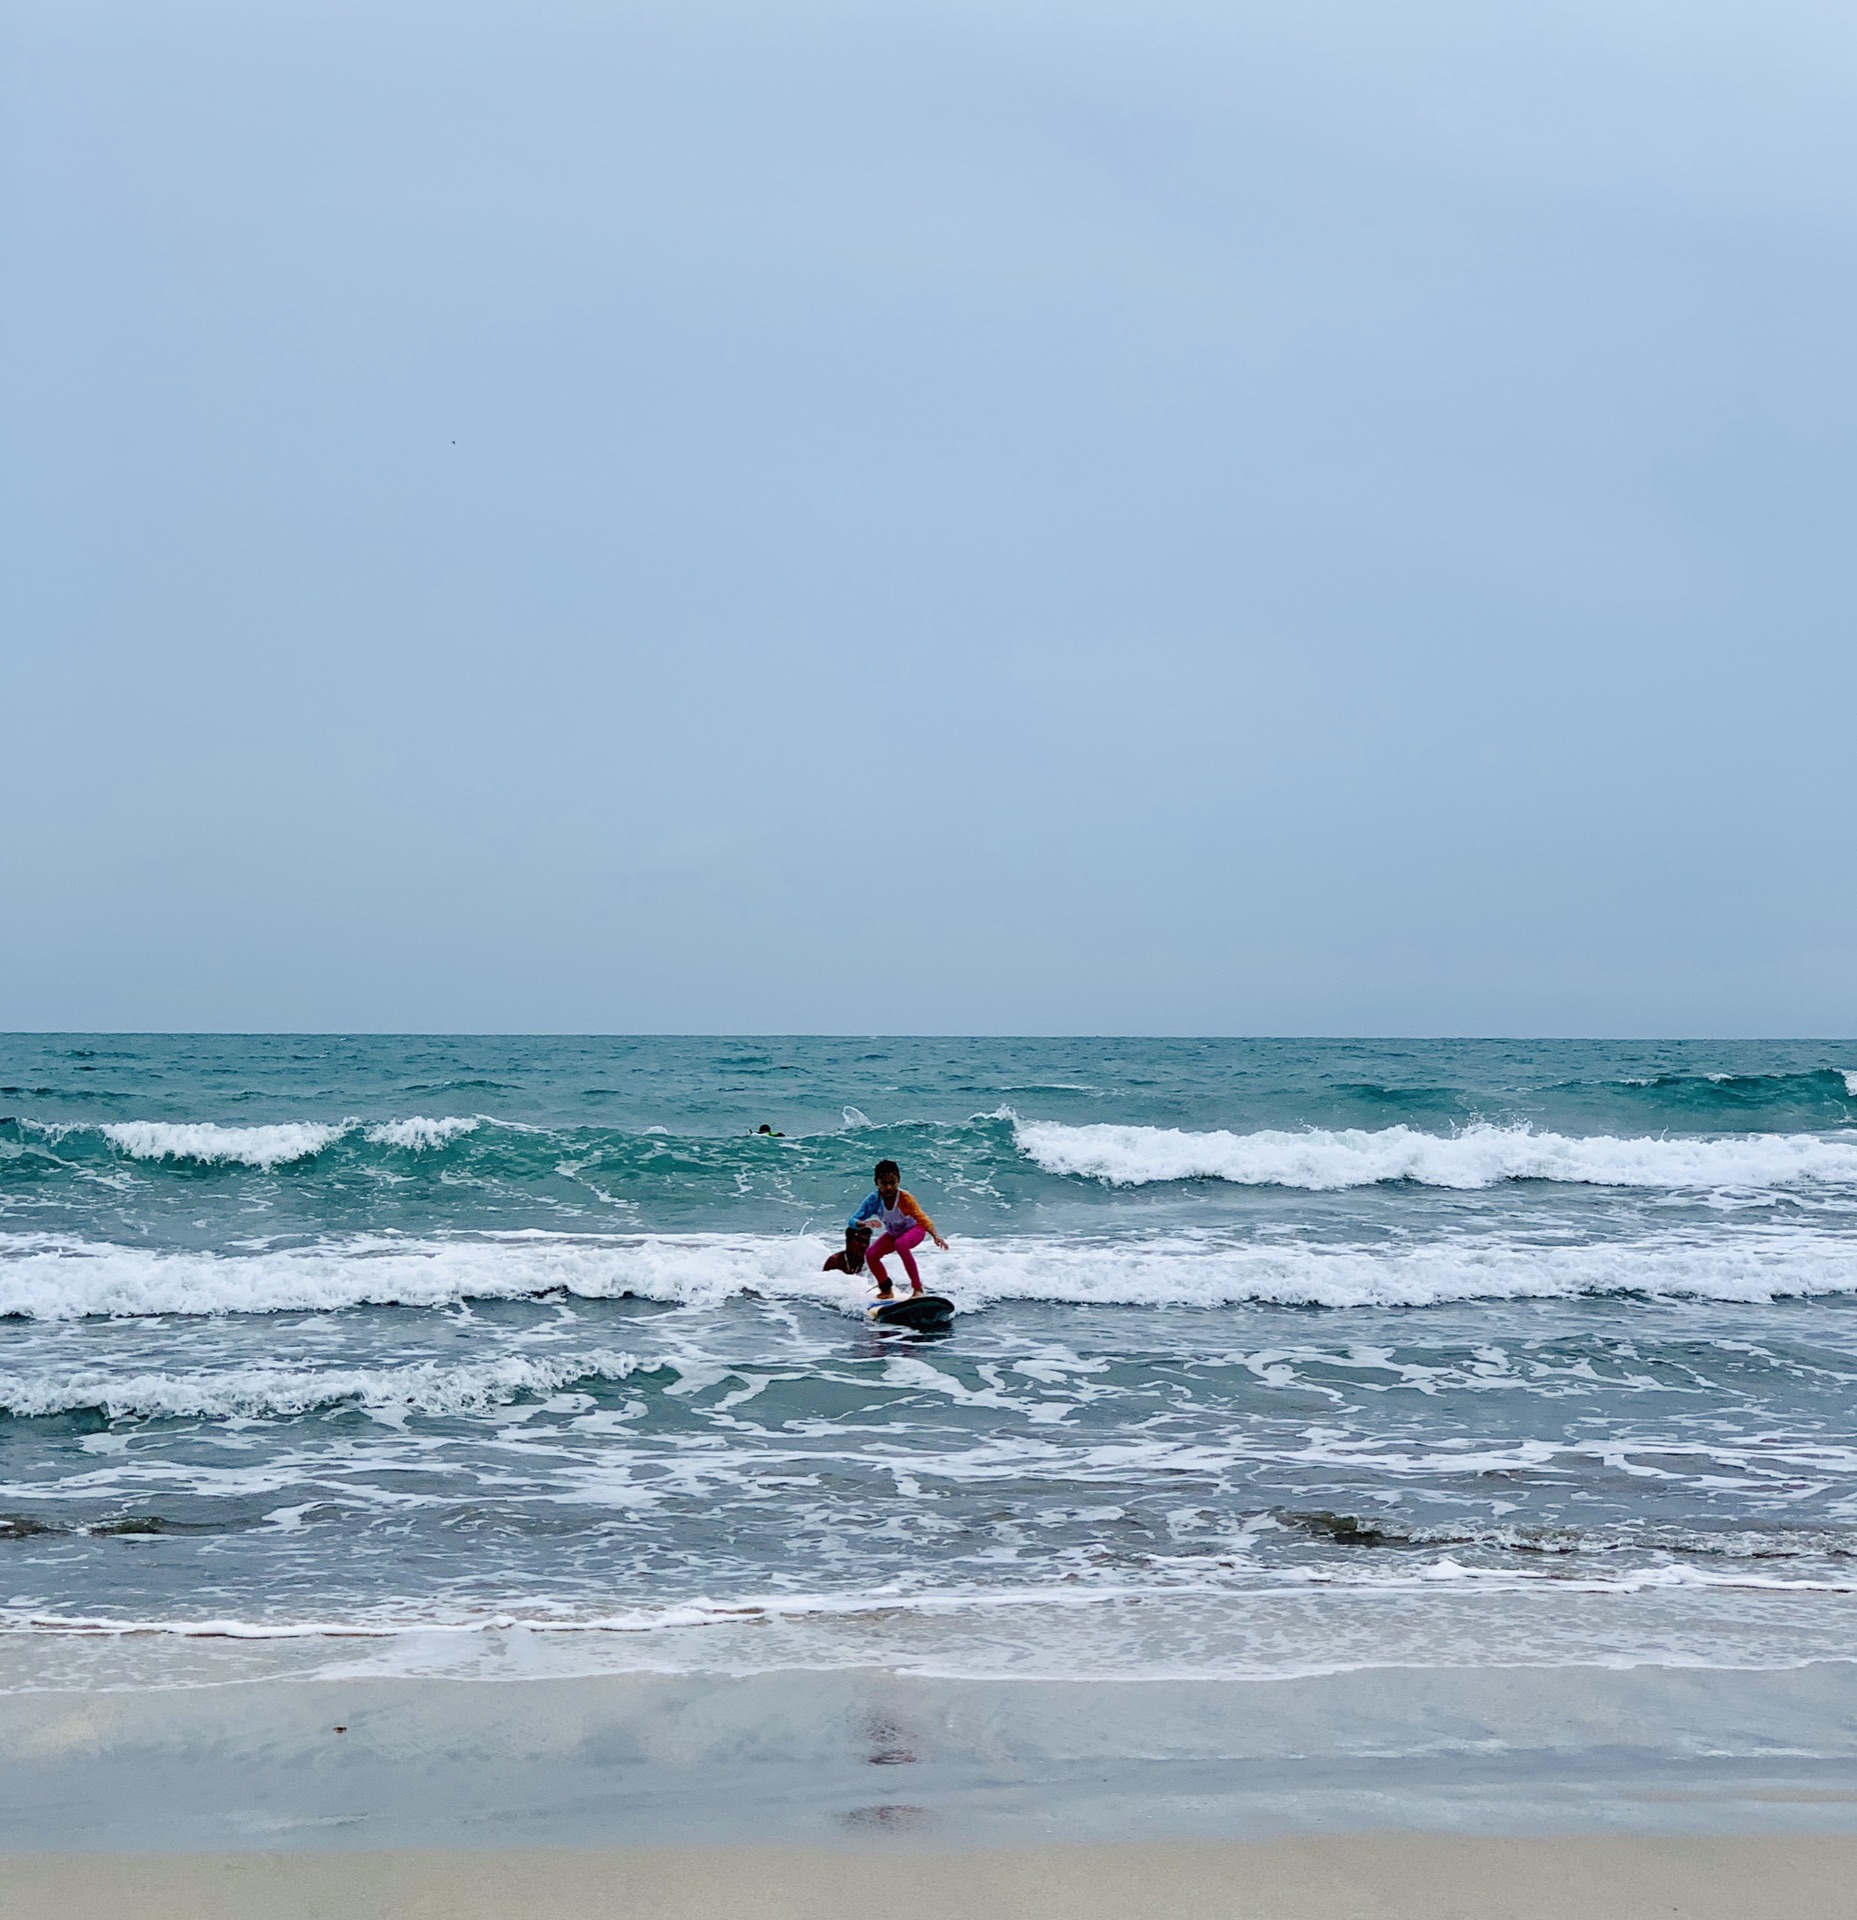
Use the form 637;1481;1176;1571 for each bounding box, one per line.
3;1034;1857;1690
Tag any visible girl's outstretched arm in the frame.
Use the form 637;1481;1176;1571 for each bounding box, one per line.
900;1191;949;1250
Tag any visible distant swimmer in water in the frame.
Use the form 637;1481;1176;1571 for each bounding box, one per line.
847;1159;948;1299
822;1222;872;1276
755;1124;784;1137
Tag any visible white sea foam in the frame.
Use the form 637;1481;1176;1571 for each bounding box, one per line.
1844;1070;1857;1098
1015;1118;1857;1191
0;1349;648;1422
0;1233;815;1320
979;1230;1857;1310
11;1565;1857;1675
85;1116;482;1164
362;1116;481;1150
98;1121;348;1169
1;1224;1853;1320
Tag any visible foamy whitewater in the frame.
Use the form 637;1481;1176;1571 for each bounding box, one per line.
4;1036;1857;1688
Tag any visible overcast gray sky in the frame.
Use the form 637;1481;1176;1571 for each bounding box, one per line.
4;0;1853;1035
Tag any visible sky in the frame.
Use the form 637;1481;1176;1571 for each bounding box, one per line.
3;0;1854;1036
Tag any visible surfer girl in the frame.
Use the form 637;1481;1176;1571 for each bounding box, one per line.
847;1159;948;1298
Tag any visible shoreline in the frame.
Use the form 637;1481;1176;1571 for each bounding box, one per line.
4;1656;1856;1856
7;1836;1857;1920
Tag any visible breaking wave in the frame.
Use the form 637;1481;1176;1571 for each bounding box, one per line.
12;1105;1856;1202
1014;1119;1857;1191
76;1117;482;1168
97;1121;347;1169
2;1224;1854;1320
361;1115;483;1150
0;1349;649;1422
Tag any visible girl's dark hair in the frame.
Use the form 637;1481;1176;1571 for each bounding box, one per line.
873;1159;900;1182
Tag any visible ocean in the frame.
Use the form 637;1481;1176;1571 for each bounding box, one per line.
4;1034;1857;1843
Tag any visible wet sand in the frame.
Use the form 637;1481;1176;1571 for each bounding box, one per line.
6;1651;1857;1918
5;1835;1855;1920
8;1656;1857;1856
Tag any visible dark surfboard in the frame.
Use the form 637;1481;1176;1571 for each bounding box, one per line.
866;1293;955;1332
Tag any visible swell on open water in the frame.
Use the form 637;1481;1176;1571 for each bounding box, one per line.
3;1036;1857;1687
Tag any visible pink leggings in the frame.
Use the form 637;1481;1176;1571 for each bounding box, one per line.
867;1223;925;1291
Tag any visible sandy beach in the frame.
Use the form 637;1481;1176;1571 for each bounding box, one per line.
6;1652;1857;1852
7;1835;1856;1920
6;1653;1855;1915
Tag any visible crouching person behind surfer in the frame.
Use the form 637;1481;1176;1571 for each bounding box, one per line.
848;1159;948;1298
822;1223;873;1276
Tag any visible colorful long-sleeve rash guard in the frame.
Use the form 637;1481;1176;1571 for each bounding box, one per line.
849;1188;937;1238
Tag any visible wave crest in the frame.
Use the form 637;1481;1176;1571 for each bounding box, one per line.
362;1116;482;1151
98;1122;347;1169
0;1349;648;1422
54;1116;485;1168
2;1226;1854;1320
1014;1119;1857;1191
